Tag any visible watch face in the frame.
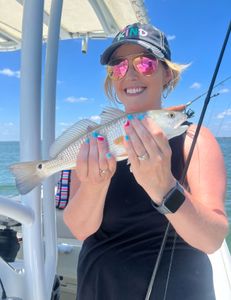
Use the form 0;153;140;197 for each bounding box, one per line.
164;188;185;213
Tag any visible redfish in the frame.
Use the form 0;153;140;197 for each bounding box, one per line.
10;107;188;195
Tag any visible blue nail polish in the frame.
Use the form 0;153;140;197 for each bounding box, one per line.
125;135;130;141
92;131;98;138
106;152;112;159
85;137;90;144
138;113;145;120
127;114;134;120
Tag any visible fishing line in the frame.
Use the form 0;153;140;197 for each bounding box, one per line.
145;21;231;300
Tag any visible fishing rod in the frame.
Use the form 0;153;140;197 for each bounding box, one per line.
181;21;231;183
145;20;231;300
185;75;231;106
166;75;231;112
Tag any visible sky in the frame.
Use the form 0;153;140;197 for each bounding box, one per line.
0;0;230;141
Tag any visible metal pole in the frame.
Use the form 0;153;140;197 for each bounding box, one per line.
42;0;63;297
20;0;46;299
0;196;34;225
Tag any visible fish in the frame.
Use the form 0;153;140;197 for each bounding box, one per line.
9;107;188;195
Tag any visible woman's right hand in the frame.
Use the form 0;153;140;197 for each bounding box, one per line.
76;133;116;187
64;133;116;240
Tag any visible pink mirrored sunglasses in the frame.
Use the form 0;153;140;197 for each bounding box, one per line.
107;53;159;80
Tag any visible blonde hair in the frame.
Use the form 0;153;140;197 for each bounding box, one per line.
104;59;190;103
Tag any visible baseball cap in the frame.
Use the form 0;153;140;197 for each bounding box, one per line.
100;22;171;65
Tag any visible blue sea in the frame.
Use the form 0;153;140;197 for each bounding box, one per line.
0;139;231;250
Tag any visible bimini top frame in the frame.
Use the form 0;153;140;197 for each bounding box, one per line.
0;0;149;51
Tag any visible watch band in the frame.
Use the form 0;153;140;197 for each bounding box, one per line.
151;181;185;214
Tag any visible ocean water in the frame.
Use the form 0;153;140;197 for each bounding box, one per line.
0;139;231;250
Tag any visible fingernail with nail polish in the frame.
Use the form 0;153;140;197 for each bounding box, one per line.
92;131;98;138
127;114;134;120
106;152;112;159
125;135;130;141
97;135;104;141
138;113;145;120
124;120;130;127
85;138;90;144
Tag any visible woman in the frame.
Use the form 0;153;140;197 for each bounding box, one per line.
63;23;228;300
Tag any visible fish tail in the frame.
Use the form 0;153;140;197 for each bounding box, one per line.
9;160;49;195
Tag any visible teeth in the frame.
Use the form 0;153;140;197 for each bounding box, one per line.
126;87;144;94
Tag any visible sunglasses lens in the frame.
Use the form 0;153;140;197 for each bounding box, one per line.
134;56;158;76
107;59;128;80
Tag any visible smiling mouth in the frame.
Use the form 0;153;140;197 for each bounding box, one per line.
125;87;146;95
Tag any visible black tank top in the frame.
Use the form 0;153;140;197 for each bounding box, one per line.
76;134;215;300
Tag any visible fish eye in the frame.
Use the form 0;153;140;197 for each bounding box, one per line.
37;164;43;169
168;112;175;118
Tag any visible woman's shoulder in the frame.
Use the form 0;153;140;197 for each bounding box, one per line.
184;123;221;152
183;123;225;175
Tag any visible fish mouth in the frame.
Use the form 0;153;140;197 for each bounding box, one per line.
173;114;188;129
124;87;146;96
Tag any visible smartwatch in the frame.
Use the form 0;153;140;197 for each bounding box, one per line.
151;181;185;214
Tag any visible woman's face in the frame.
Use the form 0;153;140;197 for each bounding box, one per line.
111;44;171;113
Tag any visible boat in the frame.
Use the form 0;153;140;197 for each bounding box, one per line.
0;1;230;299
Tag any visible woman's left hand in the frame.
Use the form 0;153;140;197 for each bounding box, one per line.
123;116;176;204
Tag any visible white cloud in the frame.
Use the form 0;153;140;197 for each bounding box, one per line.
90;115;101;123
64;96;91;103
217;109;231;119
167;35;176;41
4;122;14;126
190;82;201;89
0;68;20;78
218;88;229;94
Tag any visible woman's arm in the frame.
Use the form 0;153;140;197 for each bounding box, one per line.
124;118;228;254
166;125;228;253
63;135;116;241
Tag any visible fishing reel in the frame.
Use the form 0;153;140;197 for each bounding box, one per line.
186;108;195;118
0;216;21;263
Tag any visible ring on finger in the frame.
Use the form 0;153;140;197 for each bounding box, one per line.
137;152;149;161
99;168;109;176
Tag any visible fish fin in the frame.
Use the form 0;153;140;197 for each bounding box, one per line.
100;107;126;124
166;125;188;140
50;119;98;157
9;160;48;195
